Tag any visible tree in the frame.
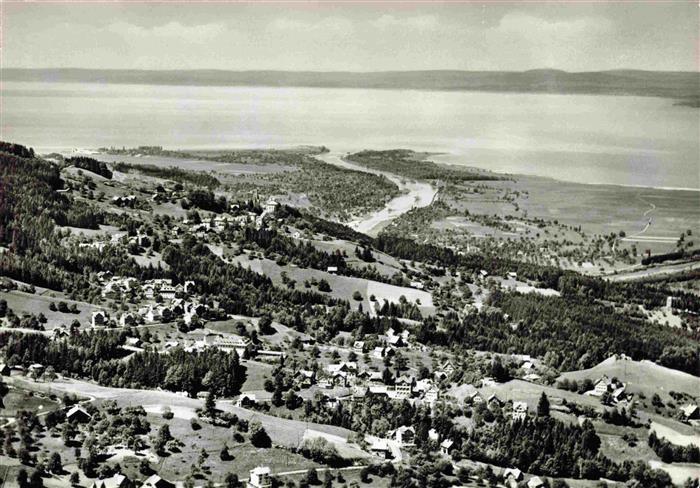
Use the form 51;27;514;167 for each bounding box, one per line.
139;458;152;475
489;356;508;383
249;421;271;448
352;291;363;301
225;473;240;488
205;391;217;417
44;366;57;383
304;468;319;485
47;452;62;473
17;469;28;488
29;470;43;488
69;472;80;486
537;392;550;417
285;390;300;410
152;424;172;454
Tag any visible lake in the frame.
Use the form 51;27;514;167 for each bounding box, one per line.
1;81;698;189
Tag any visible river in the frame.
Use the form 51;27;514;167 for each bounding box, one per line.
316;152;437;236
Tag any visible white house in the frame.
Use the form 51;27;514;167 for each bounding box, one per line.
440;439;454;455
527;476;545;488
91;310;108;327
247;466;272;488
512;401;528;421
392;425;415;447
91;474;130;488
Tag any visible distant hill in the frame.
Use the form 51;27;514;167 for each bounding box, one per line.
3;68;699;101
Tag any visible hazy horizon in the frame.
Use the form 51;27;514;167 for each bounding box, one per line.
5;67;699;74
3;2;698;72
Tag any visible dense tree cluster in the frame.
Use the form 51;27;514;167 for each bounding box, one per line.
65;157;113;179
428;291;698;374
648;431;700;463
112;161;220;188
348;150;499;182
182;188;228;213
0;330;246;397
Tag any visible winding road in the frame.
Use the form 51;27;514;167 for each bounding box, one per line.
316;151;437;236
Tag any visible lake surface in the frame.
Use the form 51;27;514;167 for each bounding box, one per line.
1;81;698;189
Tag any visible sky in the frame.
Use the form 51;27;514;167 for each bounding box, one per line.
2;1;698;72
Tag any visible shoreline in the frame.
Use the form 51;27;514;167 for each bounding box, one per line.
45;146;700;194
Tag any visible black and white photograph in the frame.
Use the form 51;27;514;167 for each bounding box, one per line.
0;1;698;487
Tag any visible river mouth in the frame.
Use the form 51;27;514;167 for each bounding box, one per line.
315;151;437;236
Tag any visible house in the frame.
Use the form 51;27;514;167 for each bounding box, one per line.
372;346;388;359
247;466;272;488
352;386;368;401
392;425;415;447
91;474;131;488
503;468;523;486
386;328;410;348
368;371;385;384
439;360;455;376
434;370;449;382
440;439;454;455
119;312;136;327
0;363;11;376
394;375;413;399
527;476;545;488
512;401;528;421
264;198;279;214
611;385;628;403
294;370;316;388
91;310;108;327
414;379;433;394
327;362;358;378
680;404;700;420
424;386;440;403
353;341;366;353
589;375;611;396
465;391;484;405
327;266;338;274
428;428;439;442
236;393;257;408
330;372;349;387
409;281;424;290
197;334;251;356
141;475;174;488
369;439;392;459
66;405;92;423
53;327;70;339
521;361;535;370
125;337;143;348
487;394;503;408
28;363;44;376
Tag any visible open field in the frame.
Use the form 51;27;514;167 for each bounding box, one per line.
558;356;700;402
0;289;102;330
230;254;434;314
94;153;292;175
0;385;61;418
650;420;700;447
648;460;700;485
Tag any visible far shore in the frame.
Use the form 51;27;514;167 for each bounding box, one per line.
52;145;700;194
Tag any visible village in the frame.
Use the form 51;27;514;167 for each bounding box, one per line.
0;141;698;488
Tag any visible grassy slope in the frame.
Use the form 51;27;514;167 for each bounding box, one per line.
558;356;700;402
